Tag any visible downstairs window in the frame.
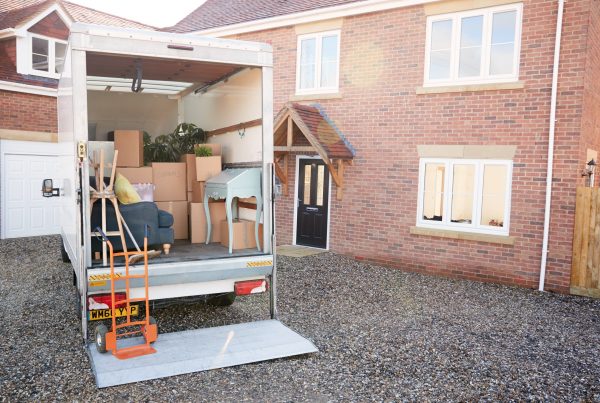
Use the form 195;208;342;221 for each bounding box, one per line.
417;158;512;235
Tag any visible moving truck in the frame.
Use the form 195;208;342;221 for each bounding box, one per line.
56;24;315;385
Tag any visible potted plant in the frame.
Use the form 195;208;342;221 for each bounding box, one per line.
144;133;180;164
173;123;207;156
195;145;222;181
172;123;207;190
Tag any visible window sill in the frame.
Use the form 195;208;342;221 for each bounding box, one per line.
25;71;60;80
290;92;342;102
409;226;516;246
416;81;525;95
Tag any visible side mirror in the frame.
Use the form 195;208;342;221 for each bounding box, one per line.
42;179;60;197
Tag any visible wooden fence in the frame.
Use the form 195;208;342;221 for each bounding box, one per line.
571;187;600;298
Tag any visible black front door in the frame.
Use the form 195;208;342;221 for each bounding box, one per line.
296;158;329;248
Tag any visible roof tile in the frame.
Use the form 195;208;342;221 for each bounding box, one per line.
0;0;153;31
278;102;355;160
166;0;368;33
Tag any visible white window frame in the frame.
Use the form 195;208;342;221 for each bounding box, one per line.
416;158;513;236
423;3;523;87
295;30;341;95
26;33;67;79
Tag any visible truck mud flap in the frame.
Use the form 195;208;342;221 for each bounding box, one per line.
87;320;317;388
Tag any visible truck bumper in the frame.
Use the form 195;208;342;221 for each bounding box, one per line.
87;255;274;300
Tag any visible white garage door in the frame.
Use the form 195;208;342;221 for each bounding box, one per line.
1;141;66;239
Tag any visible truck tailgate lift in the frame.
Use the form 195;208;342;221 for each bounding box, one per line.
88;320;317;388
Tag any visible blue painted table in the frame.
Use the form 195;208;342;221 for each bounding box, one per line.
204;168;262;254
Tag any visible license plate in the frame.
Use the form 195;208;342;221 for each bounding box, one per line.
88;305;139;321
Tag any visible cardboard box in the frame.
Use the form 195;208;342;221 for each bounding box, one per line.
180;154;197;191
195;143;222;156
189;202;226;243
114;130;144;167
189;202;206;244
156;201;188;240
220;219;257;250
152;162;187;202
195;156;222;182
117;167;152;184
190;181;205;203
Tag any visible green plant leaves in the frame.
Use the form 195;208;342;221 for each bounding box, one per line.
143;123;207;163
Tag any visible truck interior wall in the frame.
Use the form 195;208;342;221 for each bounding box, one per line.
87;91;179;141
182;68;263;164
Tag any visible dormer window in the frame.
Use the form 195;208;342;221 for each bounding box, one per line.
29;35;67;77
14;6;71;80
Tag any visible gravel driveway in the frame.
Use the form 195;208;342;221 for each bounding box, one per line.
1;236;599;401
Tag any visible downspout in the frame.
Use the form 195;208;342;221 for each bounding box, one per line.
539;0;566;291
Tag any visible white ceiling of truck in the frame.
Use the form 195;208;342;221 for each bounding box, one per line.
85;52;245;95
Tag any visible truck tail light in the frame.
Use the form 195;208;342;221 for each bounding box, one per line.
234;280;267;296
88;292;126;310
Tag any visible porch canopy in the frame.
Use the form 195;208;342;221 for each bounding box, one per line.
273;103;355;200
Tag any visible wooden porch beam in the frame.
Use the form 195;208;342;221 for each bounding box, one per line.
274;146;316;152
287;116;293;148
274;159;287;185
283;154;289;195
327;160;341;188
336;159;345;200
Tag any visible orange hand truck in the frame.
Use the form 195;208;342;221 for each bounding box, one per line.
94;225;158;360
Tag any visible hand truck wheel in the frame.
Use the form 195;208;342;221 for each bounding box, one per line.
95;324;108;353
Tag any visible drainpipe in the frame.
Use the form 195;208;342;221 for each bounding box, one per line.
539;0;566;292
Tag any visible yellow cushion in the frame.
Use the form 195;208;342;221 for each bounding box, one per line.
114;173;141;204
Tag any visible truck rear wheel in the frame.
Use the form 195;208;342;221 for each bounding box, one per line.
95;324;108;353
207;293;236;307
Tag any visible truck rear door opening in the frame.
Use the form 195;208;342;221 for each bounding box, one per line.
57;23;315;386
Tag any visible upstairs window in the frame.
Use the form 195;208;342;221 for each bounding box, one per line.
417;158;513;235
29;34;67;78
296;30;340;94
424;4;522;86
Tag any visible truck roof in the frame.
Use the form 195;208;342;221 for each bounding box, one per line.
69;22;273;54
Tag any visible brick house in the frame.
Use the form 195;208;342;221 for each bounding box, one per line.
166;0;600;294
1;0;599;295
0;0;152;236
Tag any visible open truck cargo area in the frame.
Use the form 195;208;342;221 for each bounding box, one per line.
57;23;316;387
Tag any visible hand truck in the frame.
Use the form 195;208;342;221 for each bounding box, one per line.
94;225;158;360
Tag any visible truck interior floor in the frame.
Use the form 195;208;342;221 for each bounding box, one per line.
91;240;265;268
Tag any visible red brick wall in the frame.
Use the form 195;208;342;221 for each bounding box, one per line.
0;90;57;133
28;11;69;41
235;0;594;293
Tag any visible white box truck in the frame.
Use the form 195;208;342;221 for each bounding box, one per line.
56;24;315;387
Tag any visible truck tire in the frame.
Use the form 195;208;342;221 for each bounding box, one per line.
95;324;108;353
207;292;236;307
60;241;70;263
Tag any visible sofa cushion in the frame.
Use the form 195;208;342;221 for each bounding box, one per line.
158;210;174;227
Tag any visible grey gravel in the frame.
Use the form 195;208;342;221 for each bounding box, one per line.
1;235;600;402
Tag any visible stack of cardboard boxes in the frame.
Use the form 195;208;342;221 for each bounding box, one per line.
184;144;227;245
114;130;188;241
114;130;259;251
